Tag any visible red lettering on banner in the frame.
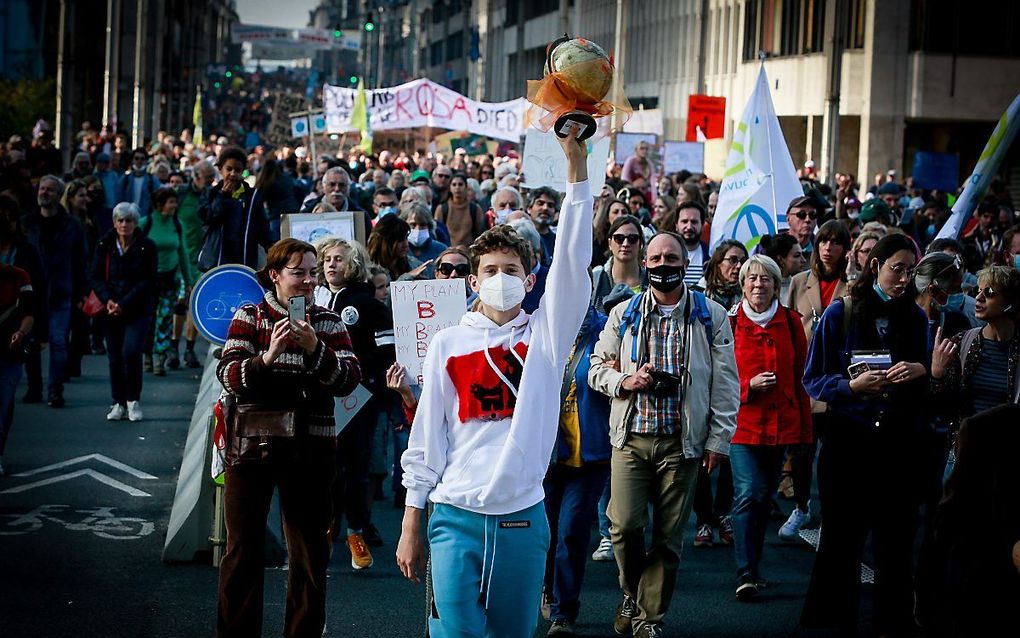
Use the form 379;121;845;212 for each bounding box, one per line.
394;87;414;121
417;301;435;319
450;97;473;122
415;84;432;116
416;341;428;357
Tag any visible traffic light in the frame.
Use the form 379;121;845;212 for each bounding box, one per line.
225;70;233;78
349;75;358;85
213;81;221;89
364;13;375;32
333;29;342;39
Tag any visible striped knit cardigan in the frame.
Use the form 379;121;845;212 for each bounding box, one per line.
217;291;361;439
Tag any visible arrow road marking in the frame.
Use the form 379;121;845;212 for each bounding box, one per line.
0;470;151;498
13;454;157;480
798;528;874;584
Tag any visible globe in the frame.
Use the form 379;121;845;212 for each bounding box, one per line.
545;38;614;103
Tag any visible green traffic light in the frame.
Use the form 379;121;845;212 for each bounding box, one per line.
333;30;342;38
213;81;221;89
350;75;358;84
364;22;374;32
225;71;232;78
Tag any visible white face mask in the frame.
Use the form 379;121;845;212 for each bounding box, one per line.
478;272;526;312
407;228;429;247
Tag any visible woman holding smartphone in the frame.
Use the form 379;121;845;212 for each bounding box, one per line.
216;238;361;638
800;233;929;636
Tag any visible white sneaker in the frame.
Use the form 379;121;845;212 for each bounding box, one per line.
591;536;614;561
107;404;127;421
779;507;810;541
127;401;143;422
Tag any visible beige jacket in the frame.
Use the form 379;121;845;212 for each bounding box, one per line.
588;289;739;458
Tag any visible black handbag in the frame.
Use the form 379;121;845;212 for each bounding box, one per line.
197;225;223;273
225;404;297;466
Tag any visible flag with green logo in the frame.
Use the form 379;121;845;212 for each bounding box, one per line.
352;78;372;154
192;88;203;148
710;64;802;252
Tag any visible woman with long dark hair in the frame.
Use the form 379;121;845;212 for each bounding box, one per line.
367;215;429;280
800;233;928;635
591;198;629;270
696;239;748;311
760;233;805;305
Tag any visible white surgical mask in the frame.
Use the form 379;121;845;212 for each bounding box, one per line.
478;272;526;312
407;228;429;247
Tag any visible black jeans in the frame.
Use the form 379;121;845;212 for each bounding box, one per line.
693;456;733;528
217;439;335;638
105;313;149;405
801;414;920;635
331;402;376;534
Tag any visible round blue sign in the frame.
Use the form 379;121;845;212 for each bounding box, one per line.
190;264;265;345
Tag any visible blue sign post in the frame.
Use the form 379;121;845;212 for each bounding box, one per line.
190;264;265;345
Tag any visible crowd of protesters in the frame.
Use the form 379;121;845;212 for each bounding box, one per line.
2;68;1019;638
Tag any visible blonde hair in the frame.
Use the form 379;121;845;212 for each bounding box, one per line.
738;254;783;299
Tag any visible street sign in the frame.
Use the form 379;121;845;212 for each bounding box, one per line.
291;115;309;138
686;95;726;141
190;264;265;346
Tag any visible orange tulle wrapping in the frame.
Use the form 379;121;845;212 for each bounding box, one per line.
524;58;632;134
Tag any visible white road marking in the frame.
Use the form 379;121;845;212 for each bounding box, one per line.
798;528;875;584
13;454;156;480
0;469;151;497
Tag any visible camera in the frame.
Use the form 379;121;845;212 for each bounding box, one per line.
648;369;683;399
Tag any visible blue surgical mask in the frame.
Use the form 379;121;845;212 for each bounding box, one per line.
377;206;397;219
945;292;965;312
925;224;936;239
872;281;892;302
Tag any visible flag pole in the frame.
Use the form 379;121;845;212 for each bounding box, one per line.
759;52;779;230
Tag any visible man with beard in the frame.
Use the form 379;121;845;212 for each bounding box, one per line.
527;186;559;267
120;148;161;215
674;202;710;288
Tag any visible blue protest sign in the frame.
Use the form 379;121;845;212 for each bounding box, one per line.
912;151;959;192
190;264;265;345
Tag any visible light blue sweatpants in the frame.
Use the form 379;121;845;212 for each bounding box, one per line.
428;501;551;638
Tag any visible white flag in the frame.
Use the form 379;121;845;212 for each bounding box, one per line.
710;65;803;252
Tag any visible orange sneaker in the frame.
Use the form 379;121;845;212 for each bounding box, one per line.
347;532;374;570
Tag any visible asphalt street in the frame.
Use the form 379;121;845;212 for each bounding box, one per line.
0;348;854;637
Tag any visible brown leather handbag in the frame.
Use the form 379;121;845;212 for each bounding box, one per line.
225;404;297;466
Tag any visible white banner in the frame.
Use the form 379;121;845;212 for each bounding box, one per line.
391;279;467;386
710;65;803;252
323;78;527;142
936;91;1020;240
663;141;705;174
522;128;609;194
231;24;292;44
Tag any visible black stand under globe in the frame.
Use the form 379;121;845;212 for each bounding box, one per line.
554;111;597;141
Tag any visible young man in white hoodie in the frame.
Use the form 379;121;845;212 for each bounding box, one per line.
396;128;593;637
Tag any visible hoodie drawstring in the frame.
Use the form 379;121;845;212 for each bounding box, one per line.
482;326;525;399
478;514;500;610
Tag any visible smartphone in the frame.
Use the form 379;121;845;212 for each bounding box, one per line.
288;295;306;325
847;361;870;379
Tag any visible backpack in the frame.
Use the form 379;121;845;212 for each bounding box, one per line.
617;290;714;364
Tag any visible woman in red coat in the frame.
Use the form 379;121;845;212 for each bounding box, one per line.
728;254;813;601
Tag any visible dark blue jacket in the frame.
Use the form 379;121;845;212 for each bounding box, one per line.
555;309;612;464
803;292;929;428
21;207;87;307
522;264;549;314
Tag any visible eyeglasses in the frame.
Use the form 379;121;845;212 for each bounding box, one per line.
976;286;1000;299
480;170;494;176
791;210;818;221
437;262;470;277
722;256;747;265
883;262;915;278
611;233;641;245
434;173;451;179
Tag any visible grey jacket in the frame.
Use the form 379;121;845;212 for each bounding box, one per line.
588;288;739;458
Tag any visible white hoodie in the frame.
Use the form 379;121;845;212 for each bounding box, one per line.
401;180;593;515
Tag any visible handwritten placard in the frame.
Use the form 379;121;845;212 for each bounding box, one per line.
323;78;526;142
335;384;372;435
614;132;657;165
521;128;609;194
391;279;467;386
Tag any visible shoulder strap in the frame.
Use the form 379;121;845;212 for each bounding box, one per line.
690;290;714;346
618;292;645;339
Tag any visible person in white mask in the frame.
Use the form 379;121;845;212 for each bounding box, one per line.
400;202;448;265
397;127;593;637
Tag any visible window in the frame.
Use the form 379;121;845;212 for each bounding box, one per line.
446;31;463;61
910;0;1020;57
743;0;826;60
844;0;866;49
430;41;443;67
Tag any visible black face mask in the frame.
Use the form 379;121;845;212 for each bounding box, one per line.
647;264;685;293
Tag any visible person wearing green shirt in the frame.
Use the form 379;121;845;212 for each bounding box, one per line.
173;161;215;368
143;187;196;375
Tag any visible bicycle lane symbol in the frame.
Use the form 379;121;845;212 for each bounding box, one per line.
0;504;154;540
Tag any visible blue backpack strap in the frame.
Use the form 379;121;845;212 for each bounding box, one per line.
617;292;645;363
690;290;714;346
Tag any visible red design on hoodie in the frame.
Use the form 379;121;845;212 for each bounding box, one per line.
446;343;530;422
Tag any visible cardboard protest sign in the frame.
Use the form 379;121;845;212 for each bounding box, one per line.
335;384;372;435
663;141;705;174
614;132;657;165
281;211;366;246
391;279;467;386
521;128;609;194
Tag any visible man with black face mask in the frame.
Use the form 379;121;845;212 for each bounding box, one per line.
589;231;739;638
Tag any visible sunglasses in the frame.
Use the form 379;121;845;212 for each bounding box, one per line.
791;210;818;221
480;170;494;176
437;263;470;276
611;233;641;245
976;286;1000;299
434;173;451;179
722;256;747;265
